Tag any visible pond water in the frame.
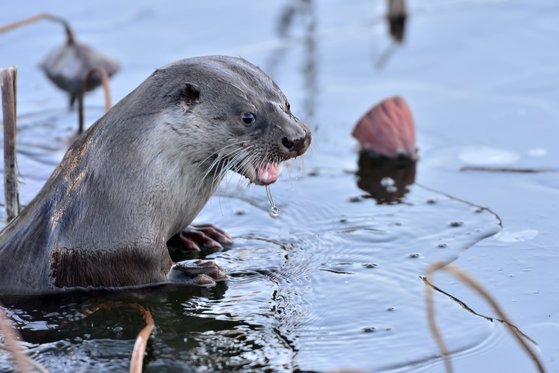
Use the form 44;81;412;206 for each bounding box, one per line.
1;0;558;372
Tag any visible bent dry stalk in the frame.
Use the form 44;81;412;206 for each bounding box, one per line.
77;66;113;134
424;261;546;373
0;304;49;373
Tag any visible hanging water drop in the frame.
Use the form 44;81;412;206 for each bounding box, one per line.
265;185;280;217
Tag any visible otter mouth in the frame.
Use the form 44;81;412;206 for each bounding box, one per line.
233;161;282;186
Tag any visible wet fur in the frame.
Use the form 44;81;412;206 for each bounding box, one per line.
0;56;310;294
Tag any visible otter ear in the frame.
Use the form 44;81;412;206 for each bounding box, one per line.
179;83;200;111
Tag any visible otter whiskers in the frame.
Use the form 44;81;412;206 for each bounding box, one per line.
202;143;282;217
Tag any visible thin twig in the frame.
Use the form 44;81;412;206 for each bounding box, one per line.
424;261;546;373
1;66;20;222
0;13;75;44
77;66;112;134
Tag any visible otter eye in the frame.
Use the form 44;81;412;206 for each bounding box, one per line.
241;112;256;125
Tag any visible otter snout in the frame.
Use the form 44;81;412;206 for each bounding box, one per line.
279;125;312;157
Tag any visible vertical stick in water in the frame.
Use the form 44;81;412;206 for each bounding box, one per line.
1;66;20;222
265;185;280;217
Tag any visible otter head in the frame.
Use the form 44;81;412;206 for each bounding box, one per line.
160;56;311;186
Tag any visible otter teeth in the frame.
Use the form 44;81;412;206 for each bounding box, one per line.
255;163;281;185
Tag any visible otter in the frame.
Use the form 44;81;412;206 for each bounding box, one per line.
0;56;311;294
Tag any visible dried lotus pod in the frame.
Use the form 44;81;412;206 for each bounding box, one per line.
41;38;119;108
0;13;119;109
387;0;407;43
352;96;417;161
356;152;416;204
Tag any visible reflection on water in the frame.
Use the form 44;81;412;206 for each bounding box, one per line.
356;152;416;204
0;173;500;372
196;170;500;372
1;285;292;372
0;0;530;371
375;0;408;69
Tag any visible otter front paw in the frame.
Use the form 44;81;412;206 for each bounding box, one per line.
169;224;232;253
168;260;228;287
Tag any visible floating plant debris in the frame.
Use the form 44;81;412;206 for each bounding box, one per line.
265;185;280;217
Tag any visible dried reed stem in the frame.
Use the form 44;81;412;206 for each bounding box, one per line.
424;261;545;373
1;66;20;222
0;306;50;373
0;306;29;372
0;13;75;44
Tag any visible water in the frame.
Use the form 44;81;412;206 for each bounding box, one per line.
265;185;281;218
1;0;558;372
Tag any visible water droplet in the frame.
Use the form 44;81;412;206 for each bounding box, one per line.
270;206;280;217
265;185;280;217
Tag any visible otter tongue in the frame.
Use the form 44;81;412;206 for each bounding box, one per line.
255;163;281;185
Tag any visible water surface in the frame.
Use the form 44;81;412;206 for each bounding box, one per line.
1;0;557;371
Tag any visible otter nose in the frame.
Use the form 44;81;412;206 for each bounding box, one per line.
280;130;311;156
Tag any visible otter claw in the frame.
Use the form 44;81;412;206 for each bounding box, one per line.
169;224;232;252
169;260;228;286
192;224;233;246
